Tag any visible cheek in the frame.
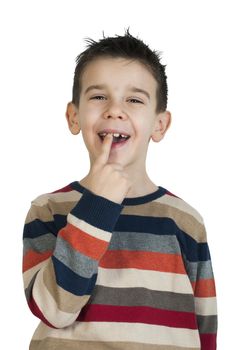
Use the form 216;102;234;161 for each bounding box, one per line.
79;101;100;117
136;120;152;137
81;121;100;148
79;107;99;129
86;100;105;113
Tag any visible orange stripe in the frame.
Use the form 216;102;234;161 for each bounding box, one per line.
191;278;216;297
23;250;52;272
99;250;186;274
59;223;108;260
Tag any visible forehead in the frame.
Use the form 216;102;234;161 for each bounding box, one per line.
80;57;157;94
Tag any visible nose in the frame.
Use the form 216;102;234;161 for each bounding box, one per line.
103;100;127;119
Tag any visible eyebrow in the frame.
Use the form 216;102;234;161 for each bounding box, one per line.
84;84;150;100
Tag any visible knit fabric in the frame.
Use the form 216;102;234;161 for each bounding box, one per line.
22;181;217;349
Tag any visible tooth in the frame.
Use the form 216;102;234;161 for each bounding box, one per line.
99;132;129;138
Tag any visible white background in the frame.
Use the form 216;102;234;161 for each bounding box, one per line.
0;0;235;348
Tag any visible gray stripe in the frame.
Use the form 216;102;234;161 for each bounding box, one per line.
23;233;56;255
110;232;181;254
197;315;217;333
196;260;214;279
183;256;214;282
88;285;195;313
25;272;38;301
53;236;98;278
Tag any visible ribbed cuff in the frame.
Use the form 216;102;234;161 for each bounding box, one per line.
70;189;124;232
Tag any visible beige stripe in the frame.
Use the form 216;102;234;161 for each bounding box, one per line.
67;213;112;242
23;258;50;288
26;186;206;243
43;259;90;314
195;296;217;316
32;321;200;348
25;190;81;223
30;338;200;350
25;203;54;224
97;267;193;294
33;263;79;328
47;200;78;216
31;190;81;206
121;201;207;243
157;194;204;225
25;200;79;224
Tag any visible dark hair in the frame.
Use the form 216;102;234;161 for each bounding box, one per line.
72;28;168;114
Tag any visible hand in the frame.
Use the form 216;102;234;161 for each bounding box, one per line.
85;134;132;204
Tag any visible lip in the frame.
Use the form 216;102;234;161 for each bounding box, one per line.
110;137;131;150
97;133;131;150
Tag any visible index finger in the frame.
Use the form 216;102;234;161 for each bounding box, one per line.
96;133;113;165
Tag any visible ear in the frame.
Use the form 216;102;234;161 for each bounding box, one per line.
150;110;172;142
65;102;80;135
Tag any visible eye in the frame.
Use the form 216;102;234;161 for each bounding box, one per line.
128;98;143;104
90;95;106;100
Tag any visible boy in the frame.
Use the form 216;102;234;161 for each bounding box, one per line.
22;29;217;349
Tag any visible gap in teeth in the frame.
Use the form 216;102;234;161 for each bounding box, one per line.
99;132;128;138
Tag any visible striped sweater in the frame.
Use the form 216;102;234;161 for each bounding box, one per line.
22;181;217;350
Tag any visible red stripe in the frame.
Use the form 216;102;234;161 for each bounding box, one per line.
23;250;52;272
59;223;108;260
28;295;57;329
99;250;186;274
166;190;180;198
51;184;73;193
77;304;198;329
191;278;216;297
200;333;217;350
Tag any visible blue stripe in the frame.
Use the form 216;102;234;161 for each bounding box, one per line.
116;214;177;235
53;214;67;230
23;215;67;239
23;219;57;239
177;230;210;262
24;213;210;262
52;255;97;296
70;189;124;232
115;215;210;262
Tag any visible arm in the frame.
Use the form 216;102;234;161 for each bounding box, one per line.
193;242;217;349
183;231;217;349
22;188;124;329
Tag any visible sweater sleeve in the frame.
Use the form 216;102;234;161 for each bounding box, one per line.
22;188;124;329
182;221;218;350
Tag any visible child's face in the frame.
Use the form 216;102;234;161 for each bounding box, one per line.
67;57;171;167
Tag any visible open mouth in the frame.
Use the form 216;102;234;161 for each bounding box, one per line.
97;132;131;144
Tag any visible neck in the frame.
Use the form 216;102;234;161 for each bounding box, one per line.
79;169;158;199
124;174;158;198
